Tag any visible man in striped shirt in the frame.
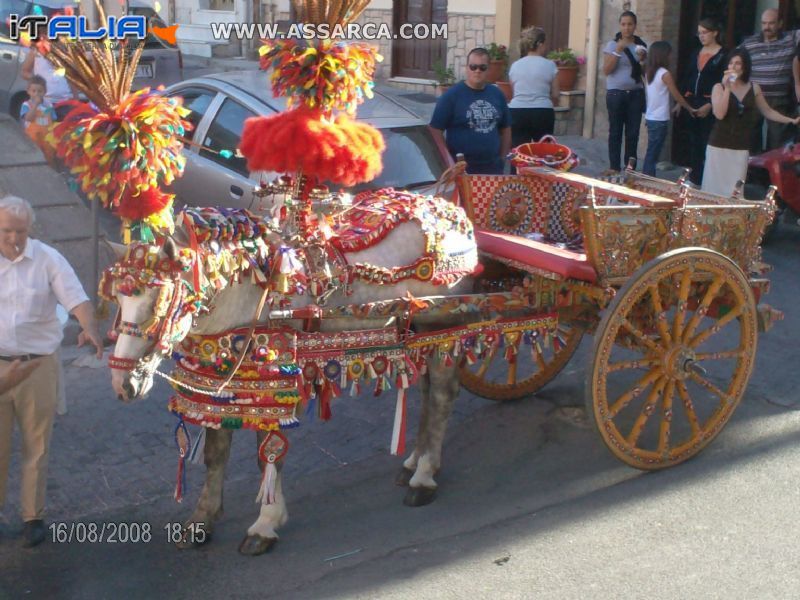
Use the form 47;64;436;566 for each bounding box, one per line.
740;8;800;152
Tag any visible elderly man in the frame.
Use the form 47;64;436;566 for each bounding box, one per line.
430;47;511;174
740;8;800;152
0;195;103;547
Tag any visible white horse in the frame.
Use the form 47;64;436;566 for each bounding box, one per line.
107;194;478;555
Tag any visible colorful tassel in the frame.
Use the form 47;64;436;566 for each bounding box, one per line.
256;430;288;505
173;419;190;502
318;384;332;420
257;463;278;505
390;387;408;456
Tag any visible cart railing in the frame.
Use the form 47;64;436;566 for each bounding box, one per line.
455;166;776;288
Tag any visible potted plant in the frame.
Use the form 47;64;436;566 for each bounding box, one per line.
486;42;509;83
547;48;586;91
432;60;456;96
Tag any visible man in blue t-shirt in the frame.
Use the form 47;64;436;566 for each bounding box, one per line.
430;47;511;174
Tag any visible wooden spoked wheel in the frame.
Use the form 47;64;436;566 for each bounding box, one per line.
459;322;584;401
587;248;758;470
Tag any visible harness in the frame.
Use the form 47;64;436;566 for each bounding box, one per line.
101;243;198;369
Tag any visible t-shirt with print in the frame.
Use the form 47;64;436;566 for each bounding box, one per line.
20;100;56;129
430;81;510;172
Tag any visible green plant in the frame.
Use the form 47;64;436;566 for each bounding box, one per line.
487;42;509;62
432;61;456;85
547;48;586;67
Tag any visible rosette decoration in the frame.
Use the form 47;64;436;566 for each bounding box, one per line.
42;0;189;243
241;0;385;235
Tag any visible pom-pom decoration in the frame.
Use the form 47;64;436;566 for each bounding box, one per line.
240;106;384;187
116;187;176;244
49;89;189;210
259;38;382;116
35;0;191;241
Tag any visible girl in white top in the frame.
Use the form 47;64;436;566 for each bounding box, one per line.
642;41;695;176
508;26;560;148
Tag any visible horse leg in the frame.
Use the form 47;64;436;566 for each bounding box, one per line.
403;357;460;507
238;429;288;556
396;368;432;486
177;427;232;548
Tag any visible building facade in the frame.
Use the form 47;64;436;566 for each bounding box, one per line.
165;0;790;160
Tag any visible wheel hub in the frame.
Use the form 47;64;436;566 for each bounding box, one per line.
663;345;697;380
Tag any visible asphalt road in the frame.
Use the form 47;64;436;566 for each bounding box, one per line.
1;216;799;599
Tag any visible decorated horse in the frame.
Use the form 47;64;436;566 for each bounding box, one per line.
104;188;491;554
40;0;551;555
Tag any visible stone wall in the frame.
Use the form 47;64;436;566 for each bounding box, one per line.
446;13;497;77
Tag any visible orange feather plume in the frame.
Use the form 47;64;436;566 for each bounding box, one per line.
240;107;384;187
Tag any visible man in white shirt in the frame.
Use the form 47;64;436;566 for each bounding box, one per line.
0;195;103;547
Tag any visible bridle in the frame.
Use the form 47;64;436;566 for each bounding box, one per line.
102;239;270;397
101;242;199;376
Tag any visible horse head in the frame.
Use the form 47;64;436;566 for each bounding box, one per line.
103;237;197;401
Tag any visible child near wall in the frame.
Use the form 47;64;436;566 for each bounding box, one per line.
642;41;696;177
20;75;57;166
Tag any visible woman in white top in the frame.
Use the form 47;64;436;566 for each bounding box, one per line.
642;41;695;176
508;26;559;148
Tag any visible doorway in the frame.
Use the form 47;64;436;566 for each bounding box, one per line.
521;0;570;52
391;0;448;79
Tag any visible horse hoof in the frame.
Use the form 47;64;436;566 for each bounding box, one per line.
403;485;437;507
238;534;277;556
395;467;414;487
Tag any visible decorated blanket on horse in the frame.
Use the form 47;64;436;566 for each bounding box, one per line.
332;188;478;287
167;314;559;460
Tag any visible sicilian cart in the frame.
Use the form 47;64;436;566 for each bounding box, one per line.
40;0;784;553
453;149;781;469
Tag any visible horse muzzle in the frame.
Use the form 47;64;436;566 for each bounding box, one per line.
112;357;158;401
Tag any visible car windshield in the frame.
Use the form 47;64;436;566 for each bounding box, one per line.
345;125;447;194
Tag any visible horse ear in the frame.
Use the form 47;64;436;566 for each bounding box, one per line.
163;236;179;261
104;240;127;260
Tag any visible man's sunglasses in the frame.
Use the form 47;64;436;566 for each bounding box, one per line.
469;64;489;72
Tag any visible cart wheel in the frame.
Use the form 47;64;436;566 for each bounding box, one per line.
459;322;584;401
587;248;758;470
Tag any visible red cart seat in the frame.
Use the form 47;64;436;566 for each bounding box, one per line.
474;229;597;283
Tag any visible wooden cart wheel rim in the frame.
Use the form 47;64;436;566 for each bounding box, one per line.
460;322;584;401
586;247;758;470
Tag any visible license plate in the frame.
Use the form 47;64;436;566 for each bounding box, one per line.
135;63;154;78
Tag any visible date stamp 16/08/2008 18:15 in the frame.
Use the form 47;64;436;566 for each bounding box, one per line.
48;521;207;544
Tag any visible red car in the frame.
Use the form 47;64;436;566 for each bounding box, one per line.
746;142;800;241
